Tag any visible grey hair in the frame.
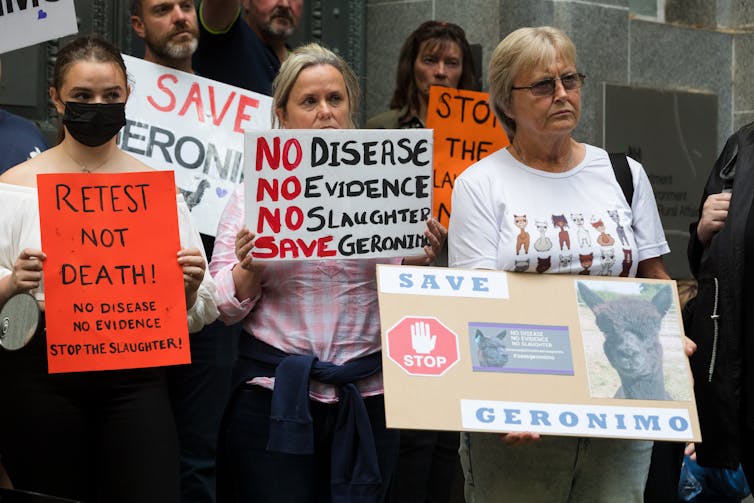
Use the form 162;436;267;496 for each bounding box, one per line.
488;26;577;138
271;43;360;128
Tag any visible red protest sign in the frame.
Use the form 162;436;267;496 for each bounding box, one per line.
37;171;190;373
426;87;509;226
386;316;460;376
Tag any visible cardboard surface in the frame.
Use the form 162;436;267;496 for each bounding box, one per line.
377;265;700;442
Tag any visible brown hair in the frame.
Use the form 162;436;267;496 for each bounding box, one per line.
52;35;128;143
390;21;478;114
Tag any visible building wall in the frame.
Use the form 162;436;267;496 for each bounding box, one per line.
365;0;754;152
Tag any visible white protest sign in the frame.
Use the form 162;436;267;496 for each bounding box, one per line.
0;0;77;54
244;129;433;260
120;55;272;236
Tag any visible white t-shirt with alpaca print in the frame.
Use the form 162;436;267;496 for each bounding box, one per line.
448;144;669;277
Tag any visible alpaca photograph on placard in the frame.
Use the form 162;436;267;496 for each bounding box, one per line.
575;279;692;401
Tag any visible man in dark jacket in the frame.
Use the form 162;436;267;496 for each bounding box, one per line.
687;122;754;486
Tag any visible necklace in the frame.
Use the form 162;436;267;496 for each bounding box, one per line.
63;149;112;173
511;139;575;172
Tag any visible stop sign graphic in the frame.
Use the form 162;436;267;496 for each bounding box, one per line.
386;316;460;376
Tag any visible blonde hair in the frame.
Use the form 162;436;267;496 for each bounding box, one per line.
488;26;577;138
272;43;360;128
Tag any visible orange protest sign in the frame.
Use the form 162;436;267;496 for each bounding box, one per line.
426;87;509;226
37;171;190;373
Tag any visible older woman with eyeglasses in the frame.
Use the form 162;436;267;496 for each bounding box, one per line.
448;26;671;502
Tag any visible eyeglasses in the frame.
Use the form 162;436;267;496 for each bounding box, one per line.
511;73;586;97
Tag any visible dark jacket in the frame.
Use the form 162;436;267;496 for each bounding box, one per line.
686;122;754;469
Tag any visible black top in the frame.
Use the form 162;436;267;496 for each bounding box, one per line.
193;4;279;96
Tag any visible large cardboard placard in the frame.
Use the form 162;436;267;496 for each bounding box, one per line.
38;171;190;373
244;129;433;260
377;265;700;442
425;87;509;226
120;55;272;236
0;0;77;54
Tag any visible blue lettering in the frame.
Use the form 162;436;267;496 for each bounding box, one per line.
615;414;627;429
446;275;464;290
559;412;578;427
669;416;689;432
633;415;661;431
472;277;489;292
503;409;521;425
530;410;551;426
476;407;495;423
586;413;607;429
421;274;440;290
398;272;413;288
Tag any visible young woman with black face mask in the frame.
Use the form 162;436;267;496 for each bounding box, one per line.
0;35;219;502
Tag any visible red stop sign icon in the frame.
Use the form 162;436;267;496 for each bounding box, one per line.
386;316;460;376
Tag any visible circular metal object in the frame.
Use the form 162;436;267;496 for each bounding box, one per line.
0;292;40;350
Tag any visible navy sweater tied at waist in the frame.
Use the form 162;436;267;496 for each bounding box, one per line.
234;333;384;503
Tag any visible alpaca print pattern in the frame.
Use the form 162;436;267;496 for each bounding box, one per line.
578;282;672;400
578;253;593;275
536;256;551;273
533;220;553;252
590;216;615;246
475;329;509;368
514;214;530;255
607;210;630;247
571;213;591;248
559;253;572;273
552;214;570;250
620;248;633;277
600;248;615;276
514;259;529;272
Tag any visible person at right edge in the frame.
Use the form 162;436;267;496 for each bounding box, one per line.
365;20;478;503
685;121;754;488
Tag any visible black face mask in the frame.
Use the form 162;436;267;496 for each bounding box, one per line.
62;101;126;147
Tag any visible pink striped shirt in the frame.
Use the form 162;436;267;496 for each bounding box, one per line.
210;184;401;402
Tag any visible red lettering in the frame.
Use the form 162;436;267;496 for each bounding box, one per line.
257;207;280;233
251;235;335;260
147;74;178;112
296;238;317;257
234;95;260;133
256;177;300;202
284;207;303;230
178;82;205;122
292;236;334;258
280;177;301;200
256;137;280;171
283;139;302;171
317;236;336;257
279;238;299;259
208;86;236;126
256;178;278;202
251;236;277;259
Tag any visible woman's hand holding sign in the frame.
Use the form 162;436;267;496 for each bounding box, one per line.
402;217;447;266
178;248;205;309
0;248;47;309
231;226;265;302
